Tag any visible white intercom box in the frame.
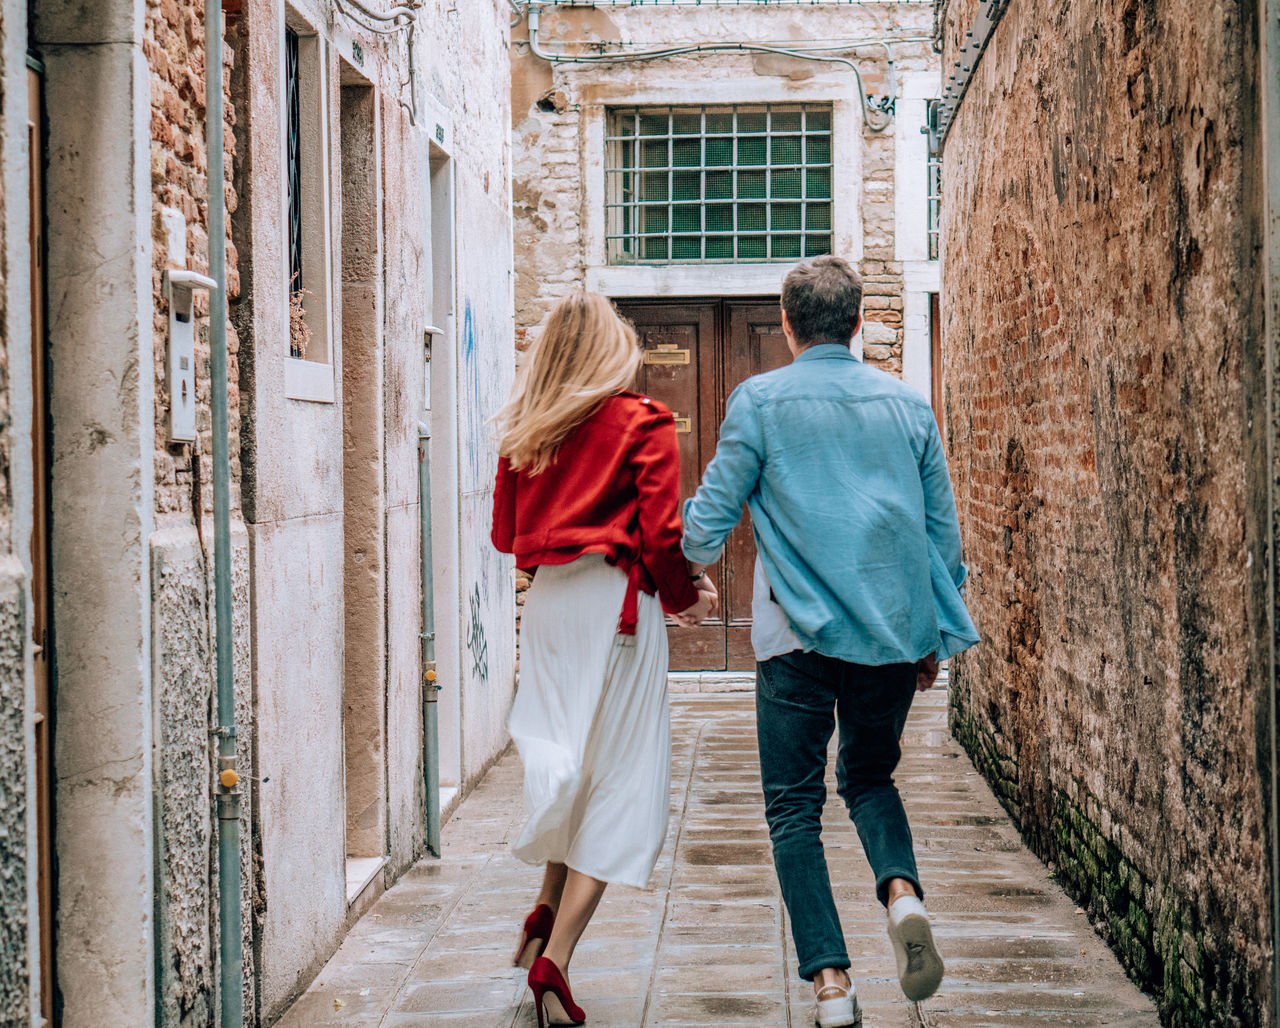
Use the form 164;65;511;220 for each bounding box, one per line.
161;207;217;444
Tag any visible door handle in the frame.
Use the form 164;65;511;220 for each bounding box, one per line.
672;416;692;434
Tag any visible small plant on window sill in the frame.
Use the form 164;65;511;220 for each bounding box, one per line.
289;273;313;360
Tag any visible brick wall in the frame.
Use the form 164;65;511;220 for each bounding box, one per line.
148;0;242;519
146;3;248;1023
938;0;1270;1022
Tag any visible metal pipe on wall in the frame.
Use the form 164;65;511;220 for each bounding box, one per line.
205;2;243;1025
419;417;441;857
526;7;911;132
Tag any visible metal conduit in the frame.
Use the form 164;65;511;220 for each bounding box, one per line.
419;416;441;857
527;0;912;6
527;8;922;131
204;2;242;1025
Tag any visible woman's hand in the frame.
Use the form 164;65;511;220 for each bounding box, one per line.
674;576;719;627
916;652;940;691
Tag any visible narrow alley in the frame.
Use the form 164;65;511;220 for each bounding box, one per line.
3;0;1280;1025
279;684;1159;1027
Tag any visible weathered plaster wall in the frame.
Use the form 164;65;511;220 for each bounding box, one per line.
0;560;28;1025
151;521;216;1027
232;1;514;1018
419;0;517;793
232;1;350;1013
145;2;259;1022
36;1;160;1020
510;2;937;377
150;517;253;1027
376;86;429;869
0;1;32;1019
939;0;1269;1021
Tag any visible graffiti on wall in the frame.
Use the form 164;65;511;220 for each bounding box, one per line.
466;582;489;684
462;301;486;491
460;296;505;687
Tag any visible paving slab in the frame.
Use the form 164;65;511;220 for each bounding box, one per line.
275;687;1159;1027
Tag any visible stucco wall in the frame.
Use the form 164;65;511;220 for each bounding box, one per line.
0;0;30;1020
145;2;258;1022
938;0;1270;1021
418;0;517;795
37;1;160;1020
510;2;937;379
0;560;28;1025
232;1;515;1018
232;1;351;1012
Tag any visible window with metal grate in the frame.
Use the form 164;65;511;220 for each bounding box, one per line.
286;25;304;356
605;104;834;264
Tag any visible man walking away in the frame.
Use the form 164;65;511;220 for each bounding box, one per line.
681;256;980;1026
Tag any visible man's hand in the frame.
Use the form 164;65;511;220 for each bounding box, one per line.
916;652;940;692
674;576;719;627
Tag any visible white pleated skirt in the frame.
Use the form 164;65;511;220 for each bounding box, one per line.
508;554;671;889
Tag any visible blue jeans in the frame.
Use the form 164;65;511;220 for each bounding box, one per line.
756;650;922;981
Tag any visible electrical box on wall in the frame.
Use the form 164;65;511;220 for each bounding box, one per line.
424;325;443;414
161;207;218;444
165;270;218;443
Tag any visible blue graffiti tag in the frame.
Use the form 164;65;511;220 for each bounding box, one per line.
462;301;485;488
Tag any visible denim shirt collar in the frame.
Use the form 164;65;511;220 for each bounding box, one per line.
794;343;857;363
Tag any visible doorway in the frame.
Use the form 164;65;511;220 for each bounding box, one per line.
616;298;790;672
338;67;386;889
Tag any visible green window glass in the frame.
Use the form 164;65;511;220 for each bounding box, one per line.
605;103;835;263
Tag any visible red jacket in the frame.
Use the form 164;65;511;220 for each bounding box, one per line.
491;392;699;633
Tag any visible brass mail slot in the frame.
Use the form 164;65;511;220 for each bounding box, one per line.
644;347;691;366
673;416;692;434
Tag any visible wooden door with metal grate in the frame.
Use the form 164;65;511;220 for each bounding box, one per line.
618;298;789;672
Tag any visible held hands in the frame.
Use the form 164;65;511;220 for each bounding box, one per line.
916;652;940;692
674;574;719;627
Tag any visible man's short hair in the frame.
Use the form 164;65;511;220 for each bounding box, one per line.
781;256;864;347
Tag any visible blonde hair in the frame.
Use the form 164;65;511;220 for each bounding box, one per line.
495;292;641;474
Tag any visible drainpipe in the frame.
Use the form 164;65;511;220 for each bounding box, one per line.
421;327;443;857
205;2;243;1025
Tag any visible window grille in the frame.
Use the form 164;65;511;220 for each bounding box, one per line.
926;100;941;262
286;26;304;355
605;105;834;264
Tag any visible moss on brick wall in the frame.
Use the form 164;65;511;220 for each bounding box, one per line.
952;693;1221;1023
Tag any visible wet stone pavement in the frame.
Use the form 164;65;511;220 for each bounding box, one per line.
278;687;1159;1027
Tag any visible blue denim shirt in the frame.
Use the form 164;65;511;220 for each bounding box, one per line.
682;344;980;665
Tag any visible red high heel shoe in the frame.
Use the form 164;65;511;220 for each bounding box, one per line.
513;904;555;969
528;955;586;1027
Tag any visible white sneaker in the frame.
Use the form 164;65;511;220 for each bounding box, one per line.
887;895;944;1001
813;982;862;1027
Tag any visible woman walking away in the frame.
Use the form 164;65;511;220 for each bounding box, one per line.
491;292;717;1027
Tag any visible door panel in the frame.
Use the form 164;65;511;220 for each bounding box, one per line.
623;303;724;671
617;297;786;672
723;303;789;669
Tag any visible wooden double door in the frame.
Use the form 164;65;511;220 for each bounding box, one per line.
617;298;791;672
